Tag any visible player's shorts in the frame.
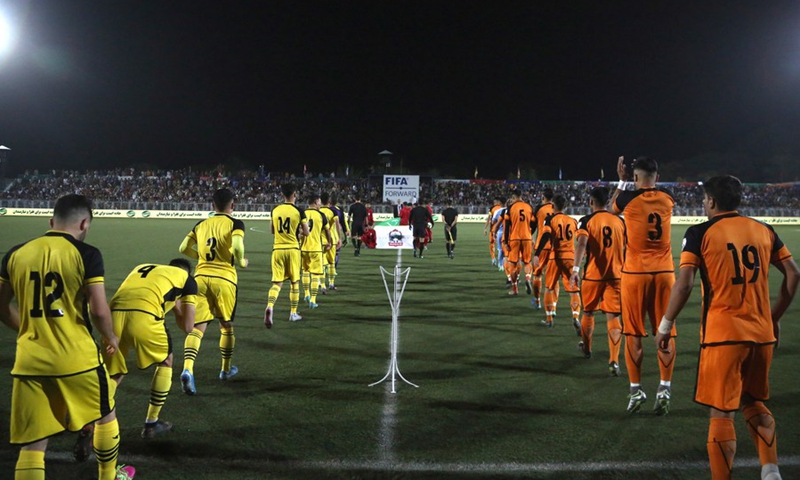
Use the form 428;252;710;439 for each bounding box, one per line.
104;310;172;376
507;239;533;264
581;278;621;314
351;222;365;237
532;248;552;276
412;223;427;239
545;256;579;293
301;250;325;275
445;225;457;242
195;275;239;324
620;271;675;337
272;248;302;283
695;343;772;412
10;366;115;445
323;244;336;266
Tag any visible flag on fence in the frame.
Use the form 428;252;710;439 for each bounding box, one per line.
517;166;521;179
303;164;307;176
600;167;605;179
474;166;479;179
558;168;563;180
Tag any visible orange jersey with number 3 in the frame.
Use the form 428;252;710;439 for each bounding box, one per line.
613;188;674;274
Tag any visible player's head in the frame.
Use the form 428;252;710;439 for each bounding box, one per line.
553;194;567;211
320;192;330;205
589;187;609;209
702;175;742;214
632;156;658;185
212;188;235;212
281;183;297;201
307;193;321;209
493;196;502;205
445;198;452;206
510;189;522;200
52;194;94;241
542;188;554;201
169;258;193;274
354;193;362;202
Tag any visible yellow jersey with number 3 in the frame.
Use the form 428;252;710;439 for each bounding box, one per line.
187;213;245;283
302;209;329;253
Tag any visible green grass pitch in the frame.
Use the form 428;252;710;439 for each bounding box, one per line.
0;217;799;479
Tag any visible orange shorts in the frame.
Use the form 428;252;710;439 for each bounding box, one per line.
695;343;773;412
581;279;621;314
532;249;551;276
621;272;675;337
545;256;579;293
507;239;532;264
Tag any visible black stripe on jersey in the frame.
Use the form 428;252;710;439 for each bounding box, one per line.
615;187;675;212
0;242;26;281
163;286;185;303
52;231;105;279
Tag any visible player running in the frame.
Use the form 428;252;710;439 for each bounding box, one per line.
302;194;333;309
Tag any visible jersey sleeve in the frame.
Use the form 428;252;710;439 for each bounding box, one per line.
613;190;635;214
769;226;793;264
0;248;13;283
82;246;105;286
232;218;245;237
679;225;703;269
576;215;590;238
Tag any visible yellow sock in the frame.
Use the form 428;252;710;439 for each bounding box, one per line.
15;450;45;480
219;325;235;373
328;265;336;287
301;272;311;298
183;328;204;374
707;417;736;480
94;419;120;480
310;274;322;303
290;283;300;314
146;366;172;423
268;284;281;308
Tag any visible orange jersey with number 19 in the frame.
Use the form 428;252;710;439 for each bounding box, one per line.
680;212;792;346
613;188;674;274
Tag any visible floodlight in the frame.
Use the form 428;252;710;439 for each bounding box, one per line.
0;11;13;57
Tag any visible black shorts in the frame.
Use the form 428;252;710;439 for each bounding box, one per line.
445;225;457;242
412;224;427;238
351;222;365;237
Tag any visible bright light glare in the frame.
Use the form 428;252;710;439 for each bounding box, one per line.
0;12;13;57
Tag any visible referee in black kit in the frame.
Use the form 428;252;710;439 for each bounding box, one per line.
441;199;459;259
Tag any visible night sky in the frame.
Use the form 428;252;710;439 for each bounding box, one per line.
1;1;799;180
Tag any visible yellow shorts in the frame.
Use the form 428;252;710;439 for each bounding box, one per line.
195;275;238;324
581;279;621;314
104;310;172;376
695;343;772;412
11;366;115;445
272;249;301;283
302;251;325;275
323;246;336;267
621;272;675;337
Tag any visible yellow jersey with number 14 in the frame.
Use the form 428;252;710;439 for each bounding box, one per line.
272;203;307;250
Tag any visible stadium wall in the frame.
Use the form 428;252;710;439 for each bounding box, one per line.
2;208;800;225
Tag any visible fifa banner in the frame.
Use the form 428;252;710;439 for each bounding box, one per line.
374;225;415;249
382;175;419;204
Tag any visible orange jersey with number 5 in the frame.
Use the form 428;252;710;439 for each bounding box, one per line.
504;200;535;242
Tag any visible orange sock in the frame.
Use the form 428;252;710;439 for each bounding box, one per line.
657;337;676;382
607;316;622;364
569;293;581;319
532;276;542;299
580;314;595;351
743;402;778;466
624;337;642;385
707;417;736;480
544;290;556;323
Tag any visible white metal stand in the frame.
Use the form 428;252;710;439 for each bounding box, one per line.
369;249;418;392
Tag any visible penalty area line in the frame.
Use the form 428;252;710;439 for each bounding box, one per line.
45;452;800;474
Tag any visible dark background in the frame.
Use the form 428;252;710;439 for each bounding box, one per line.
1;1;800;181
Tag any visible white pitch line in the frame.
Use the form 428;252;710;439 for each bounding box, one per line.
44;452;800;474
248;226;270;234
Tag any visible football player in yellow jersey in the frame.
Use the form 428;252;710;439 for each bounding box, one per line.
106;258;197;438
0;194;135;480
265;183;309;326
178;188;248;395
302;194;333;309
319;192;343;292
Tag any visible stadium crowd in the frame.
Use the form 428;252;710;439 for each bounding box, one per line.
2;167;800;215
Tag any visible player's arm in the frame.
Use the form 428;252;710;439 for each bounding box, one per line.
179;235;199;259
570;234;588;288
0;281;20;331
770;258;800;346
232;234;248;268
655;265;697;353
298;219;310;239
608;155;629;211
452;213;458;227
484;211;492;235
174;299;196;335
86;283;119;356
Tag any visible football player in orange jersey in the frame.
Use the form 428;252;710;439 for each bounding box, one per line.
484;197;504;266
533;194;580;327
570;187;625;376
656;175;798;480
531;188;556;308
503;189;535;295
610;156;677;415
